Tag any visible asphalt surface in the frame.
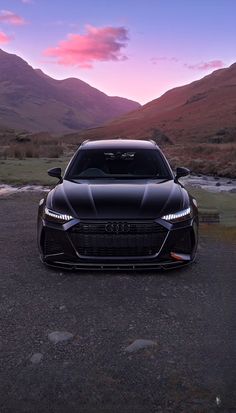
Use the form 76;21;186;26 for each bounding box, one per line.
0;192;235;413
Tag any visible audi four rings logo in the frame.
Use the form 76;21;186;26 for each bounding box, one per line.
105;222;131;233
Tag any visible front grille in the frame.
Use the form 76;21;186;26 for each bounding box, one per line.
72;222;166;234
69;221;167;257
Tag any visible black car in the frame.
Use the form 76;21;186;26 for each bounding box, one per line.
37;139;198;270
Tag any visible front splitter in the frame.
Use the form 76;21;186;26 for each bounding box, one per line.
41;256;193;271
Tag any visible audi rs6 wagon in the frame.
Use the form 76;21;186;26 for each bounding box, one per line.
37;139;198;270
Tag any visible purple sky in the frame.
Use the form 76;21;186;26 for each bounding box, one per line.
0;0;235;103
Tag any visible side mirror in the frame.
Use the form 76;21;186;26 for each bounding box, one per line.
48;167;62;180
175;167;190;182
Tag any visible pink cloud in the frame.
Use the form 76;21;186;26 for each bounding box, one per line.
44;25;129;68
185;60;225;71
0;10;27;25
0;31;12;43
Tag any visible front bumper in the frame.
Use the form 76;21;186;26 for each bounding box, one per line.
38;217;198;271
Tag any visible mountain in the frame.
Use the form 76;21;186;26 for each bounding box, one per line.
0;49;140;134
75;63;236;176
79;63;236;144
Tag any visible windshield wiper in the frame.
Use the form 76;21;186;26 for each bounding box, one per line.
69;175;172;180
69;176;117;180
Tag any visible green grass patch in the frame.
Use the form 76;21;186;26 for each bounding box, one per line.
186;185;236;227
0;158;69;185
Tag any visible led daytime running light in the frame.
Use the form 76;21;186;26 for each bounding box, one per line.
162;207;191;222
45;207;73;221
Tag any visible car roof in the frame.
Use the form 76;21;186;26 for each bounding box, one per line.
80;139;159;150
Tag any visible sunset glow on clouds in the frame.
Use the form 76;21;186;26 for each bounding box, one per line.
0;10;26;25
151;57;225;72
44;26;129;68
0;31;11;43
185;60;225;71
0;0;235;103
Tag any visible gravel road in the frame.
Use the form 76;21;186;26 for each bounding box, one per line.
0;193;235;413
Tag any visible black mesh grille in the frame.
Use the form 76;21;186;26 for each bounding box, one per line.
70;221;167;257
44;231;62;255
173;230;192;253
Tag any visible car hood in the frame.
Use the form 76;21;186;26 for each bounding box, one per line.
47;179;190;220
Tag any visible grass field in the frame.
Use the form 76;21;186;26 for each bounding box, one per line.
185;185;236;226
185;185;236;241
0;158;69;185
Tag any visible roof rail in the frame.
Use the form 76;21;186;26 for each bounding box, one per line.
80;139;90;146
148;139;157;146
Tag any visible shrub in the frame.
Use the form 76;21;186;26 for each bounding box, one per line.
41;144;64;158
8;144;25;159
4;142;64;159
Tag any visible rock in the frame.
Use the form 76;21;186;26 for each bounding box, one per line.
30;353;43;364
230;188;236;193
124;339;157;353
48;331;74;344
59;305;66;311
161;292;167;297
215;395;221;406
215;182;221;186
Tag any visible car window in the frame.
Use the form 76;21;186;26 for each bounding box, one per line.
66;148;172;179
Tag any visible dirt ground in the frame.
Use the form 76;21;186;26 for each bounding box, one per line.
0;192;235;413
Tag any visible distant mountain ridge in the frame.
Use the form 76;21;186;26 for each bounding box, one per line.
80;62;236;145
0;49;140;134
74;62;236;177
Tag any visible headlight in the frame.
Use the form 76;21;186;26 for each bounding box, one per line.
161;207;192;223
44;207;73;223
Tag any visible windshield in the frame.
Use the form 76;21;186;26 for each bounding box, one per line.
66;148;173;180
